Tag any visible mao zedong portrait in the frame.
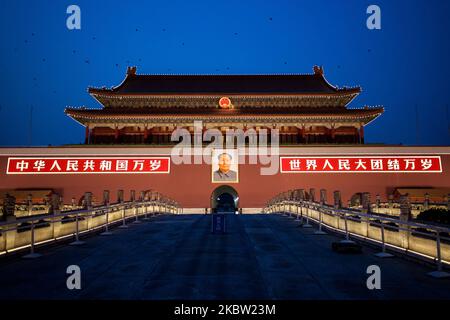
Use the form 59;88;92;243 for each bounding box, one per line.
213;152;238;182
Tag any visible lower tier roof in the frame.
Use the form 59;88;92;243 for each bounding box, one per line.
65;107;383;123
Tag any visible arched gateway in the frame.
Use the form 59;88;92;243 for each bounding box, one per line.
210;185;239;214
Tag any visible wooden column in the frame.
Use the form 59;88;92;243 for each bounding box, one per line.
265;126;271;144
297;127;303;144
85;126;90;144
355;127;360;144
333;191;342;209
324;127;330;143
307;126;313;144
149;127;154;144
143;126;148;143
280;127;286;144
91;129;96;144
359;125;365;144
114;127;119;143
309;188;316;202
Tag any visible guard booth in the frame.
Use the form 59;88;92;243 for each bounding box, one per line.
211;214;226;234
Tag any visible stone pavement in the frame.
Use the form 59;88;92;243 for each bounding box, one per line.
0;214;449;300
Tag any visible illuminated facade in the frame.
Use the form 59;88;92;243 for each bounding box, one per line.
65;66;384;145
2;66;447;212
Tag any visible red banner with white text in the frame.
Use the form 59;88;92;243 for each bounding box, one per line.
7;157;170;174
280;156;442;173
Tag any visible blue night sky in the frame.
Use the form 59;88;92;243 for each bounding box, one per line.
0;0;449;146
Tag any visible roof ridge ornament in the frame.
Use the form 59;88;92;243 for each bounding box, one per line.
127;66;137;76
313;65;324;76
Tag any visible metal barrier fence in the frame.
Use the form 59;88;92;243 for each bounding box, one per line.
263;200;450;278
0;200;180;258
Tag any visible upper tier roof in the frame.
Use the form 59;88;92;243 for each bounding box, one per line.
88;66;361;96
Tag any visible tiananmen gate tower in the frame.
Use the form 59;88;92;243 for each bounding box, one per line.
1;66;448;213
65;66;383;145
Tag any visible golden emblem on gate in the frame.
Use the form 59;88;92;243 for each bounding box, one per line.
219;97;233;109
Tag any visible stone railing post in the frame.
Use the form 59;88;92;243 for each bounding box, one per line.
27;194;33;216
388;194;394;214
129;190;135;218
117;189;124;204
140;191;145;216
49;193;61;214
423;193;430;211
353;194;361;207
2;194;17;250
2;194;16;221
49;193;62;238
298;189;305;202
320;189;327;206
309;188;316;203
361;192;371;214
399;194;412;249
83;192;95;230
292;190;299;202
297;189;304;218
103;190;110;206
84;192;93;210
361;192;371;237
101;190;112;236
333;191;341;209
44;195;51;214
288;190;294;202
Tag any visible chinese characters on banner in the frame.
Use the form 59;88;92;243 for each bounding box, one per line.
7;157;170;174
280;156;442;173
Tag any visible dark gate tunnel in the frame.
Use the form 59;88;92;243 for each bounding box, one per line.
210;185;239;213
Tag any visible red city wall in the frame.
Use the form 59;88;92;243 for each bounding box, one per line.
0;146;449;208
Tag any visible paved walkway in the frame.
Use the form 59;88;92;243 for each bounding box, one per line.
0;214;449;300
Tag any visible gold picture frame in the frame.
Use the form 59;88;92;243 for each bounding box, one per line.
211;149;239;183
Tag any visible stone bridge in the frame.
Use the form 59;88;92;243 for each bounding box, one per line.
0;213;449;299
